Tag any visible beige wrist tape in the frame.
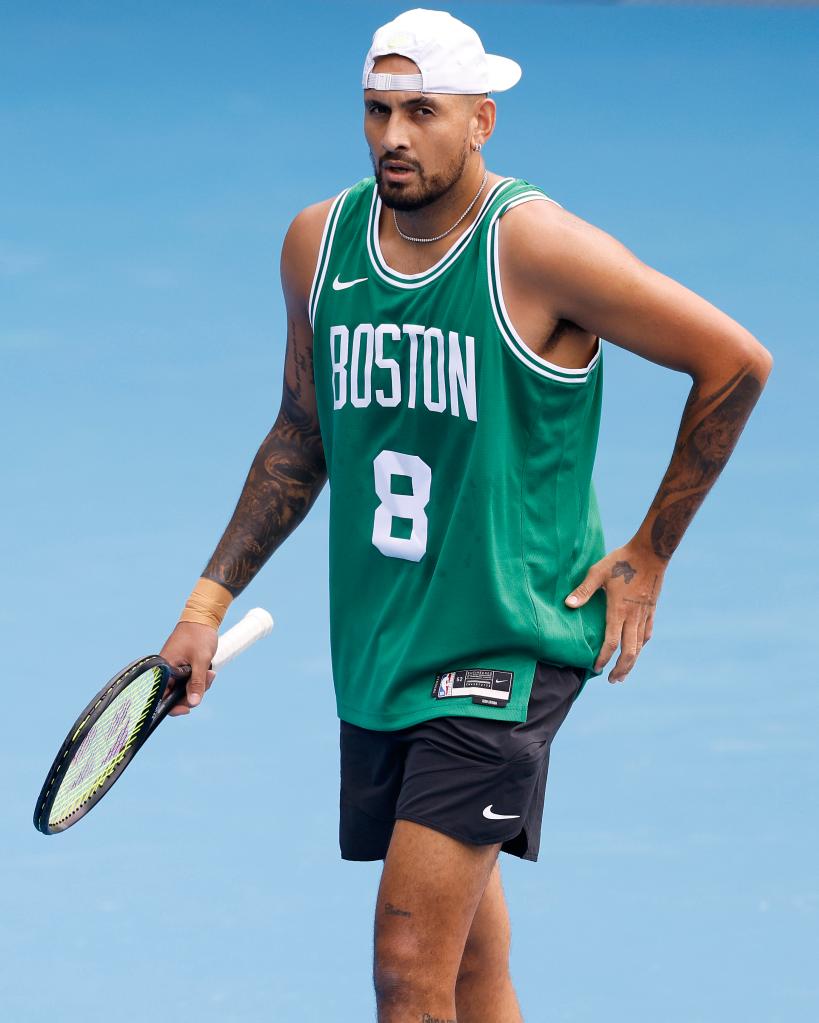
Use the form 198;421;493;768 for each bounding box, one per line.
179;577;234;630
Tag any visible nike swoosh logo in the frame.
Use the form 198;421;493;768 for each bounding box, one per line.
483;805;520;820
332;274;368;291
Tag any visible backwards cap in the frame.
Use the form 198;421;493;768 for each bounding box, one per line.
362;8;522;95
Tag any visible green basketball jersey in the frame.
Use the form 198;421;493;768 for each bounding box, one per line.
310;175;606;730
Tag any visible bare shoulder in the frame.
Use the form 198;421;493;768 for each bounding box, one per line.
280;196;338;313
499;197;633;285
499;194;673;328
499;191;770;375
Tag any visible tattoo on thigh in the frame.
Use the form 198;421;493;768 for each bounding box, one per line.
384;902;412;918
420;1015;455;1023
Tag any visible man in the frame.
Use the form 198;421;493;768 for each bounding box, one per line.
159;9;772;1021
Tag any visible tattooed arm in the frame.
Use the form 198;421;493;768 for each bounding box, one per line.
575;355;770;684
633;363;766;563
501;200;773;683
199;199;335;593
158;198;335;713
201;199;335;595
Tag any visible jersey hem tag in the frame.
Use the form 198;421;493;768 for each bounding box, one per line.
432;669;514;704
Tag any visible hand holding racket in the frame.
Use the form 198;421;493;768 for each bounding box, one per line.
33;607;274;835
159;620;219;715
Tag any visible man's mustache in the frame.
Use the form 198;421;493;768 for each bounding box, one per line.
378;155;422;173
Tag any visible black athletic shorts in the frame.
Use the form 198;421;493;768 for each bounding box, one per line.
339;660;586;863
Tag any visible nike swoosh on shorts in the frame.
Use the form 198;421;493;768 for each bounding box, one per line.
483;805;521;820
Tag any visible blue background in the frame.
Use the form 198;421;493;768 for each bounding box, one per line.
2;2;817;1020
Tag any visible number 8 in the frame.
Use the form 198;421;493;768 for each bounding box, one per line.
372;450;431;563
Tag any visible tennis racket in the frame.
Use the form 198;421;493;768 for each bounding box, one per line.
33;607;274;835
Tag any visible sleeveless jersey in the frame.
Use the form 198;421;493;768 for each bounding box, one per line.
310;176;606;730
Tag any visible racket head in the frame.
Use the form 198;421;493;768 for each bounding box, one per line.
33;654;186;835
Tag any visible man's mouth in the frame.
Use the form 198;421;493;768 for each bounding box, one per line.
381;161;417;183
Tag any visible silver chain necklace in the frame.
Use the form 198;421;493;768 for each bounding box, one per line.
393;170;489;244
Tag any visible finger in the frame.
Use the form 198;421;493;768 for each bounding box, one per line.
636;603;650;649
166;664;211;716
186;660;209;707
565;564;605;608
594;617;623;674
609;610;642;683
644;608;655;644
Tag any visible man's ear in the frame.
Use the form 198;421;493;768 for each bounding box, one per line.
473;95;496;146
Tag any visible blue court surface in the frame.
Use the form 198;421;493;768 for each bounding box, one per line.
2;2;817;1020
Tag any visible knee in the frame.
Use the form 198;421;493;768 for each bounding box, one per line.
374;936;453;1007
373;957;416;1009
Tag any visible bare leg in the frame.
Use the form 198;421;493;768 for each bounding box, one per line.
456;860;523;1022
373;819;501;1023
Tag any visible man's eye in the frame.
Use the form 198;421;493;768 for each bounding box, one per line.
417;108;434;116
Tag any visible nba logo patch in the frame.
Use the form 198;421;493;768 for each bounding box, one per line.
436;672;456;698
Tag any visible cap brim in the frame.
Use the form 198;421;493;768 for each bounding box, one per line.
486;54;522;93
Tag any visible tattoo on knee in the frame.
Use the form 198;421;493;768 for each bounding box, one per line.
384;901;412;918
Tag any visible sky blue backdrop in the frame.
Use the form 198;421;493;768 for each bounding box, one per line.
2;2;817;1021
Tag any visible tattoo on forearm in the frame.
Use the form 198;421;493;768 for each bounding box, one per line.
384;902;412;918
646;364;763;561
202;319;327;595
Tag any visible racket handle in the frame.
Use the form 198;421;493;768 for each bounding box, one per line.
211;607;274;672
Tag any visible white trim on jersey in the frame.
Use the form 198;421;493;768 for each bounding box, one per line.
308;188;352;330
487;195;602;384
366;177;514;290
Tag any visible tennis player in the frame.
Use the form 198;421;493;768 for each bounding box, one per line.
159;9;773;1020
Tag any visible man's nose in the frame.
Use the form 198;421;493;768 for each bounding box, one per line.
380;112;410;153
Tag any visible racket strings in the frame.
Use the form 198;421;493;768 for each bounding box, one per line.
47;666;163;827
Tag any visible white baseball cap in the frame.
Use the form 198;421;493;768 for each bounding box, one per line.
362;8;522;95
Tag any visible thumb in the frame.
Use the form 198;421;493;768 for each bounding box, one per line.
187;660;209;707
565;566;604;608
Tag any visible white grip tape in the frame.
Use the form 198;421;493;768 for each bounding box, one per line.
211;608;274;672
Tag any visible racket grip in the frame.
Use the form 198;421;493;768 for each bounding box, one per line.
212;607;274;672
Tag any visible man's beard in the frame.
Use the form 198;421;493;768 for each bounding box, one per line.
371;147;469;212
